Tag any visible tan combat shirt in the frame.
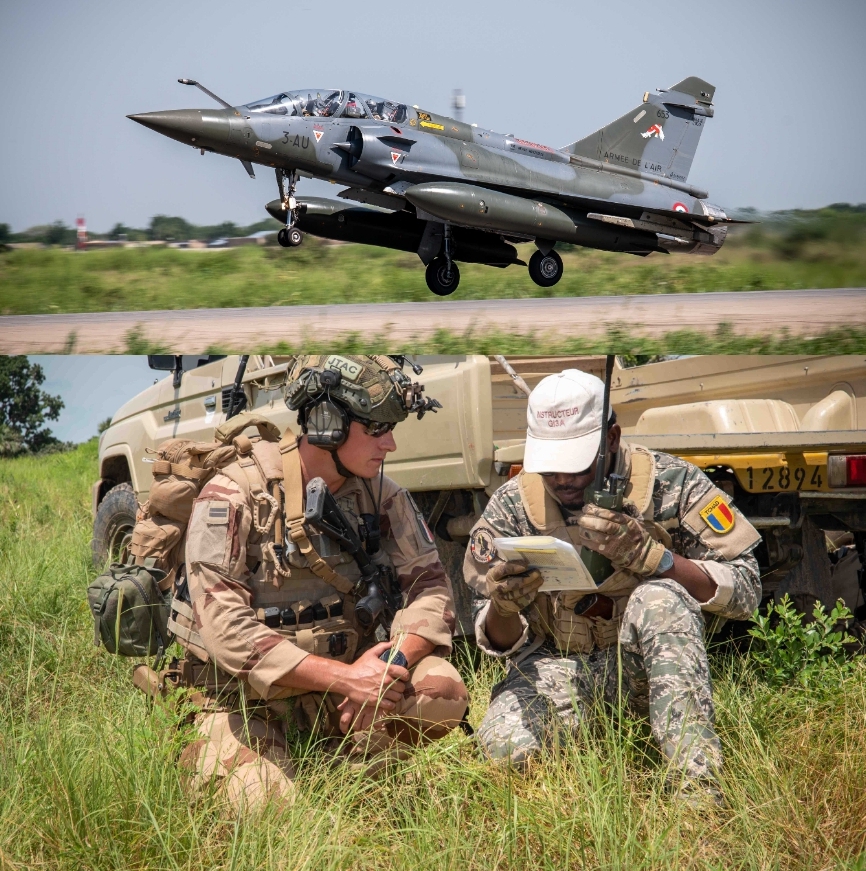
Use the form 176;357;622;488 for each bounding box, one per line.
185;466;456;700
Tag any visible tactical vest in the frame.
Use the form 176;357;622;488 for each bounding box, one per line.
517;442;672;655
168;427;396;676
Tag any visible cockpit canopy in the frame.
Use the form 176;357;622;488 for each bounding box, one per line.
245;89;410;124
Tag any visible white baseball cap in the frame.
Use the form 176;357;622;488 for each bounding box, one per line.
523;369;611;474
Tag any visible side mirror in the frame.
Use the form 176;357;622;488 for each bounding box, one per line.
148;354;223;390
147;355;177;371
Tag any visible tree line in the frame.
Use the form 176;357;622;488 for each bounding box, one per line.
0;215;282;246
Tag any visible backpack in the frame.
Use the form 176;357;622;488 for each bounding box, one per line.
89;412;283;659
87;562;170;656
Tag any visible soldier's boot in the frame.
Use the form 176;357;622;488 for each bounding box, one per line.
619;579;723;789
179;708;296;810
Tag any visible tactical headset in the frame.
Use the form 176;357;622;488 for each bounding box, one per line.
304;398;350;451
301;368;350;451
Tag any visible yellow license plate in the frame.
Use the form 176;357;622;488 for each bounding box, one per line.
734;462;828;493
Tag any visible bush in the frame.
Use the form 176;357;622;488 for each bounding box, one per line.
748;594;856;687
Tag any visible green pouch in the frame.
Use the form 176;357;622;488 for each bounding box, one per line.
87;563;171;656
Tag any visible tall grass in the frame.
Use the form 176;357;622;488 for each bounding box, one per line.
2;223;866;316
1;442;864;869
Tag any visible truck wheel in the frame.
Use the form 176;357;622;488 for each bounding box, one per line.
528;249;563;287
288;227;304;247
91;482;138;567
425;258;460;296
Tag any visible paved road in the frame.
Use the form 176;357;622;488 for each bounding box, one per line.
1;288;862;353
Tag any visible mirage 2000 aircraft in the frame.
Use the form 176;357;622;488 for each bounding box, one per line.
129;77;737;295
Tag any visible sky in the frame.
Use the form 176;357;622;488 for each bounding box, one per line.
2;0;865;233
32;356;159;444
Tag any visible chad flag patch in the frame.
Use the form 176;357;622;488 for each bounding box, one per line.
699;496;735;534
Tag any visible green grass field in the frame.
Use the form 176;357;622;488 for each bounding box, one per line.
2;442;865;870
2;219;866;316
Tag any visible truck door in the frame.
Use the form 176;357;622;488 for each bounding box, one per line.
152;356;229;445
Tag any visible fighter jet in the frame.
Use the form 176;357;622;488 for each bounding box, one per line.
129;77;737;295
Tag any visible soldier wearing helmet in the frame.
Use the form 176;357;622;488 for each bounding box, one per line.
178;355;467;808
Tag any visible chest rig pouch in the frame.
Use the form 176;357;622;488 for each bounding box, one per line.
518;443;666;655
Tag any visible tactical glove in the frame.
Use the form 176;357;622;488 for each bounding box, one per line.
575;504;667;576
487;560;544;617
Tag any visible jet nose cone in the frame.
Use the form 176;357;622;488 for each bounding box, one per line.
128;109;231;146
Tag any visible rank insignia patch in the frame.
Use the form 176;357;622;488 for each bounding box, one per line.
470;528;496;563
699;496;735;534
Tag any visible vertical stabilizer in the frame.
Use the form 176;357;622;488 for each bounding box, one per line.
562;77;715;185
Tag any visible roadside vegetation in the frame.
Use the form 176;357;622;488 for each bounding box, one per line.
114;323;866;356
1;442;864;870
1;205;865;316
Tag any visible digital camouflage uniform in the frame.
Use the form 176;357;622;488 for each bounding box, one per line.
464;441;761;783
176;432;467;808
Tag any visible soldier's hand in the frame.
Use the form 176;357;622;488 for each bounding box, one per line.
488;560;544;616
337;642;410;724
336;697;387;734
575;504;666;575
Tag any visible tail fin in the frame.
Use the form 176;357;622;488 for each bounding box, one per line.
562;77;715;185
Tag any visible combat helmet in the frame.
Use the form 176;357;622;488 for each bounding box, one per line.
285;354;440;450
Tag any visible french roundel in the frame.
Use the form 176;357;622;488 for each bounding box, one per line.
672;202;689;213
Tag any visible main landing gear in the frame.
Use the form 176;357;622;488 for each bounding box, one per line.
276;168;303;248
425;223;460;295
528;247;563;288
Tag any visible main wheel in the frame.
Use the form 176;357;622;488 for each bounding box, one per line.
528;249;563;287
277;228;291;248
287;227;303;247
425;258;460;296
91;482;138;567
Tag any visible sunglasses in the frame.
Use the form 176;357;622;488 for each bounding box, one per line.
349;415;397;438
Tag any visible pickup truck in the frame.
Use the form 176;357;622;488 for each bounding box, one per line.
93;354;866;634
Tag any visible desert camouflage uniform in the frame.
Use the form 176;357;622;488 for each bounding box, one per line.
179;439;467;808
464;442;761;783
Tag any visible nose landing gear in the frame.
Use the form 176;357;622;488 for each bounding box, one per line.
276;168;303;248
278;226;303;248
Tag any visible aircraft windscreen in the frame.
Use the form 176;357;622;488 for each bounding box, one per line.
246;90;344;117
246;89;409;124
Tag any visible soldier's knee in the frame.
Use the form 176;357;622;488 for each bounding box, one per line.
621;580;702;646
395;655;468;740
477;708;540;770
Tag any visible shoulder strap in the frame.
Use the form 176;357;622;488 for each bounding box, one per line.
517;471;565;533
214;411;282;446
622;442;657;519
278;433;354;595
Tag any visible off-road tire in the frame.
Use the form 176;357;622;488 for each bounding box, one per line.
425;258;460;296
528;249;563;288
91;482;138;567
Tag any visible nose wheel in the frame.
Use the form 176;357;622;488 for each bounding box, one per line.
528;249;563;287
425;258;460;295
278;226;303;248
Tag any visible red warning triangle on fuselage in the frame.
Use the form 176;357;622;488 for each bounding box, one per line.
391;150;402;164
313;129;324;142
